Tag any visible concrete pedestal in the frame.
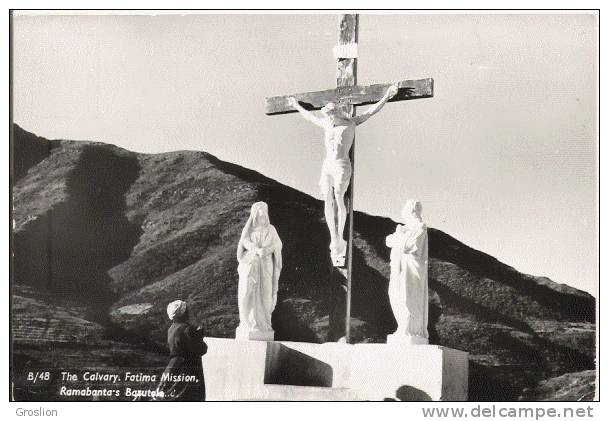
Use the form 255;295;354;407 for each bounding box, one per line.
235;326;274;341
386;333;429;345
202;338;468;401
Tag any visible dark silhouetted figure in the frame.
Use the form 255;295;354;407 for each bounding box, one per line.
156;300;207;401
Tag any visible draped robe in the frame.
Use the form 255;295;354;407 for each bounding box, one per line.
237;221;282;334
385;220;429;339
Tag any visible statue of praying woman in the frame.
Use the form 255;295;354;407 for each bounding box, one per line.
385;200;429;345
236;202;283;341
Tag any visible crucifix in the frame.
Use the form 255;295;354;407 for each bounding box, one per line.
265;14;433;343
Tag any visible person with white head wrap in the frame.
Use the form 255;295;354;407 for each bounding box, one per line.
236;201;283;340
166;300;188;321
385;200;429;343
155;300;207;401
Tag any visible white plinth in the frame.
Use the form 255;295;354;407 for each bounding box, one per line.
235;326;274;341
386;333;429;345
203;338;468;401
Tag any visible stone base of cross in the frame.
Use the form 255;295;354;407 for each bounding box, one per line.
265;14;433;342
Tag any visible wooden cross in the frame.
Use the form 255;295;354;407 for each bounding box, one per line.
265;14;433;343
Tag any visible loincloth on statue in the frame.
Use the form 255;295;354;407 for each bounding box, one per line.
319;158;352;195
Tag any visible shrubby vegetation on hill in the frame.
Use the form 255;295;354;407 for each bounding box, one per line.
12;125;595;401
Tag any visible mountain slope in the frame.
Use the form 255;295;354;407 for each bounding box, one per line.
12;125;596;401
11;124;56;181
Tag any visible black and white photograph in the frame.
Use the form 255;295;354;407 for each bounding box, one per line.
8;7;599;409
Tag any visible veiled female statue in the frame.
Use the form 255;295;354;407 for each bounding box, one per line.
385;200;429;344
236;202;283;341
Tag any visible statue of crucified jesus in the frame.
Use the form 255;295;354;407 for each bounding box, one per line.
288;83;399;266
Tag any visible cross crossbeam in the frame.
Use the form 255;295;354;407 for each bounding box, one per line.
265;78;433;115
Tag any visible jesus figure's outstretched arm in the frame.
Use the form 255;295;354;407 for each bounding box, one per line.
353;83;399;126
287;97;325;127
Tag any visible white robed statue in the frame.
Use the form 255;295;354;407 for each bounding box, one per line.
385;200;429;345
236;202;283;341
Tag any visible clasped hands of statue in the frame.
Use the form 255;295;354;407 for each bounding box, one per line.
394;224;408;234
252;246;271;258
246;246;273;286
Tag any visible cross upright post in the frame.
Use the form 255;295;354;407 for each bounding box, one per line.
336;14;358;344
265;14;433;343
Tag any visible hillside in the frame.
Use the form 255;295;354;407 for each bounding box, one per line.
11;125;596;401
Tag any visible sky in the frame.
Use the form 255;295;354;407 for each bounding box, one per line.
12;12;598;295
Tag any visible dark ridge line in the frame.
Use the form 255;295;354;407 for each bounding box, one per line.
12;125;595;309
